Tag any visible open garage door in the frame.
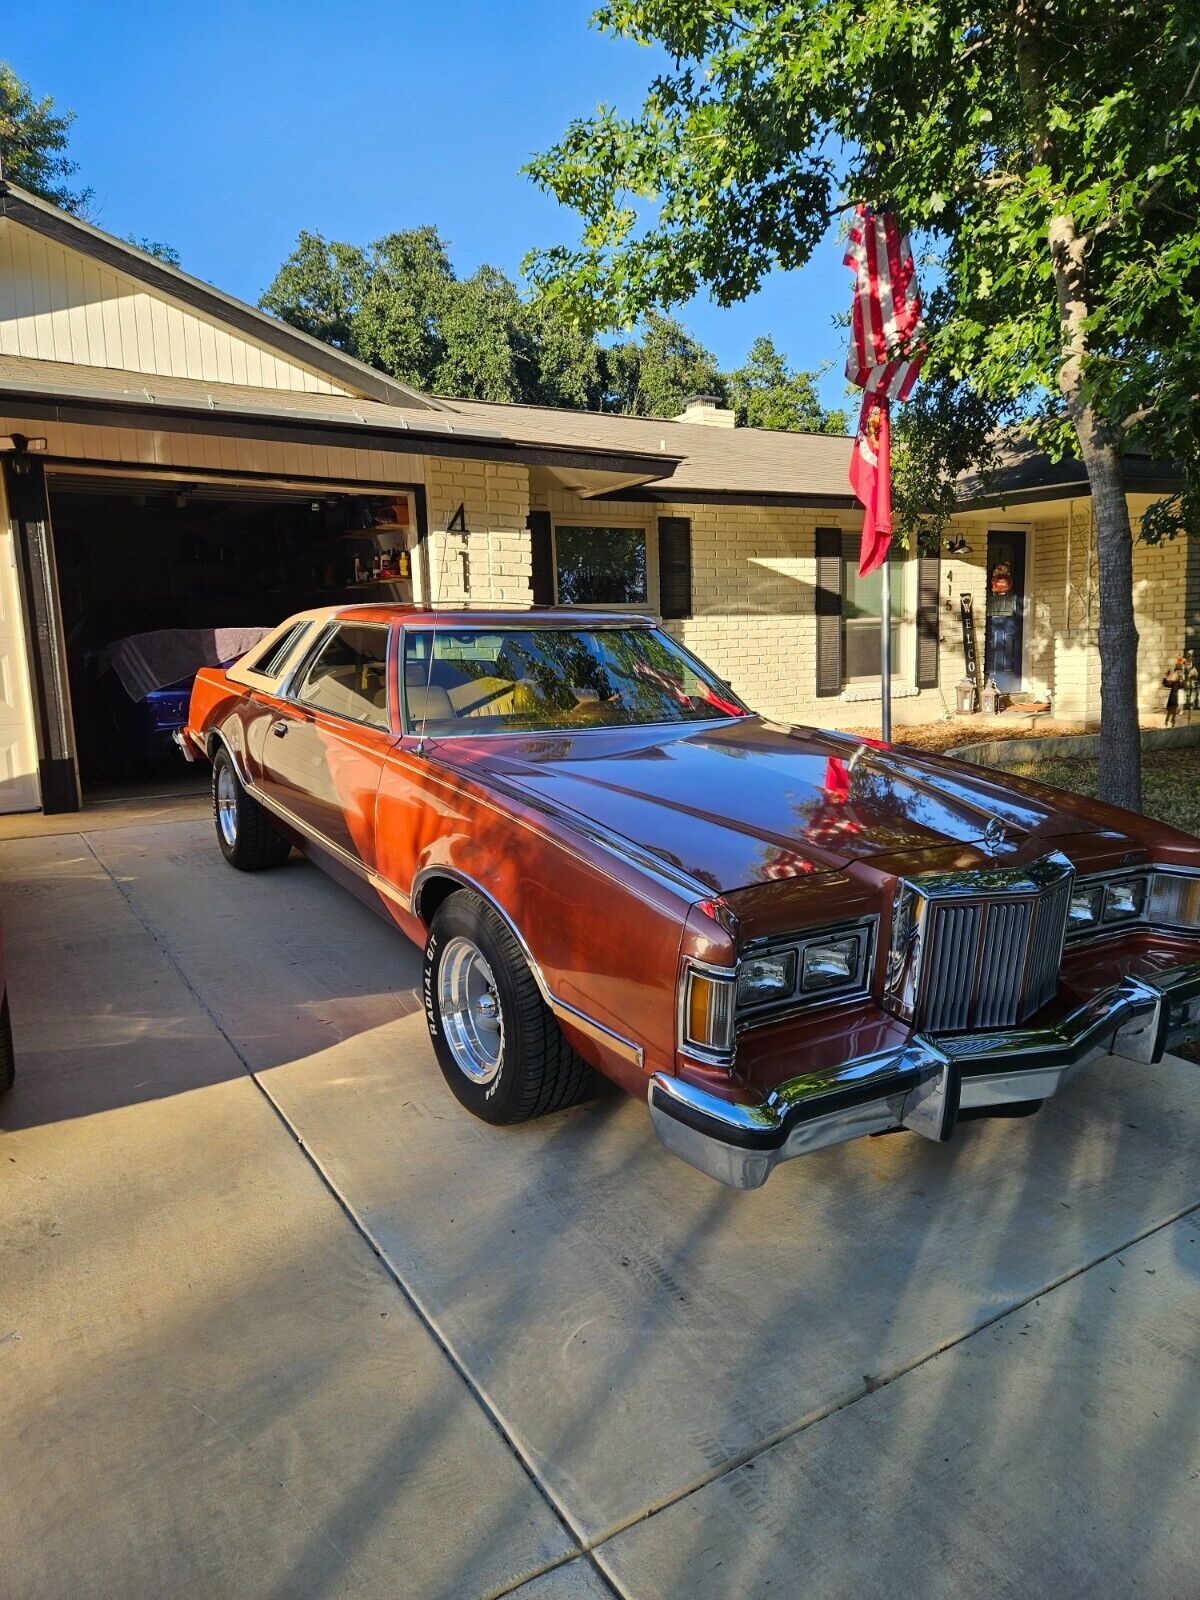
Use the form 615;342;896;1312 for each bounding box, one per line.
44;469;423;801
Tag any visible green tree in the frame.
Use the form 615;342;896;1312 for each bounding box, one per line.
602;311;726;415
354;229;454;386
727;335;847;433
126;236;181;267
0;63;91;212
521;296;605;409
525;0;1200;808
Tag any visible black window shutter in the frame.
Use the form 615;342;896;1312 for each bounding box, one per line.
528;510;554;605
815;526;843;697
657;516;692;620
916;554;941;688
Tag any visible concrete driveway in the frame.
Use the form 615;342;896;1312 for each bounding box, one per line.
2;808;1199;1600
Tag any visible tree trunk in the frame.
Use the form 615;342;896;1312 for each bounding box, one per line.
1016;7;1143;811
1047;213;1142;811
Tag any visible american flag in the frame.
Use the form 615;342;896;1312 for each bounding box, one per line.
844;206;925;576
844;207;925;402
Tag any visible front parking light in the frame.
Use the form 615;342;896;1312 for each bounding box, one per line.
682;966;736;1055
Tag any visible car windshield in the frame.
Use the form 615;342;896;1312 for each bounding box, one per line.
403;626;746;735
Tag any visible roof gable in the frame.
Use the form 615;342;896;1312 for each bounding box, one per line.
0;183;443;409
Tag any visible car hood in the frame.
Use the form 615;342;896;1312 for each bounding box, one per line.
438;717;1118;895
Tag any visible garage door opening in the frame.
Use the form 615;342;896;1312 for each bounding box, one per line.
45;472;423;800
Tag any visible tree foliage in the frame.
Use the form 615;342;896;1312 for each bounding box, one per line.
260;226;845;428
126;235;181;267
524;0;1200;807
0;62;91;213
603;310;727;414
727;335;849;433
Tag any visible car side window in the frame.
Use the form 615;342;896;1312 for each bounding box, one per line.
292;624;390;729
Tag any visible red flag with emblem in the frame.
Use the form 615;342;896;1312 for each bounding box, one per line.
849;391;892;577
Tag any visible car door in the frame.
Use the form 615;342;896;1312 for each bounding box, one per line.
257;620;396;871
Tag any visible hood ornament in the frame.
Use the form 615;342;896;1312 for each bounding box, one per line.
982;817;1009;856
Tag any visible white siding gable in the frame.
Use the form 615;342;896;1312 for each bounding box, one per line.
0;219;351;396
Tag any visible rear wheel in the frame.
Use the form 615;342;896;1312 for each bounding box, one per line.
212;748;291;871
423;891;594;1123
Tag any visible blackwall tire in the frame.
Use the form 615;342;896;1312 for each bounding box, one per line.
212;749;291;872
424;891;594;1124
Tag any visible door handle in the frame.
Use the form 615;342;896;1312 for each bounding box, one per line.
271;719;289;738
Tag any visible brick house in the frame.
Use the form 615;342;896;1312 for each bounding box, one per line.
0;178;1195;815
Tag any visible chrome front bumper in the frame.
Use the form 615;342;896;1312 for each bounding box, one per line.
648;961;1200;1189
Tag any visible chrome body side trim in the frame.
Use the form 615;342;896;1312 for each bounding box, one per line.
410;865;645;1070
246;780;412;913
550;997;645;1070
649;958;1200;1189
172;727;196;763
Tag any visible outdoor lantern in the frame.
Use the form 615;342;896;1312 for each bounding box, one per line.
945;532;973;555
982;677;1003;715
956;677;979;715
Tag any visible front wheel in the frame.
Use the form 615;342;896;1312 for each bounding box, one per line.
423;891;594;1124
212;748;291;871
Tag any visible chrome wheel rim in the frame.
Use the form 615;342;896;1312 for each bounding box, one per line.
216;765;238;848
439;936;504;1084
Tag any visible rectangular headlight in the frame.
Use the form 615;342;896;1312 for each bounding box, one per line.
801;936;861;992
683;967;736;1055
1069;885;1104;930
1149;873;1200;930
1103;877;1147;922
737;952;797;1007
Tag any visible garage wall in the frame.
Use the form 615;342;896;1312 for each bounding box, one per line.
0;470;43;813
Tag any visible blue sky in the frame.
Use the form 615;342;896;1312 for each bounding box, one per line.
7;0;850;406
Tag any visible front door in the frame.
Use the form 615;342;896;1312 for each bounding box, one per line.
257;621;395;868
985;530;1026;692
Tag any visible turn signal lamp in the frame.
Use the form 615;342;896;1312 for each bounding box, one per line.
683;968;736;1056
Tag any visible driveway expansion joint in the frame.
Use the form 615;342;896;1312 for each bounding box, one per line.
578;1195;1200;1564
75;826;1200;1588
79;829;592;1578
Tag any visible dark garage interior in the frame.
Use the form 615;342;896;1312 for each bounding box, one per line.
45;473;419;795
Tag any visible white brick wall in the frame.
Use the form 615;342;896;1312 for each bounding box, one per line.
431;459;1194;733
424;458;532;606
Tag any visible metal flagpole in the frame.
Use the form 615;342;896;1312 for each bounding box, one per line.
880;550;892;742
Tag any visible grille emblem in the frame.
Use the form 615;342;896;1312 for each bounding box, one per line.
983;818;1009;855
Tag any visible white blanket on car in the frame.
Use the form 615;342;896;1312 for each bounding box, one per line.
104;627;272;702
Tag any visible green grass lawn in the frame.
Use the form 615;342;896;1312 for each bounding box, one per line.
999;749;1200;839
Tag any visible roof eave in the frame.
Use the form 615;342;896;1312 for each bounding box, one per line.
0;378;683;478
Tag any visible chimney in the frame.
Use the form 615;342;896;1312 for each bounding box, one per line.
673;393;736;428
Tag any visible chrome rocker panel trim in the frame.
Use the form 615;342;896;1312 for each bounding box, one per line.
648;960;1200;1189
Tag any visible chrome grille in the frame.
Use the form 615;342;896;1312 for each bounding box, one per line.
923;903;981;1031
886;852;1074;1034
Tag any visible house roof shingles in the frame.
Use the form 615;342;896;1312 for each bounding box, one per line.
0;352;863;501
443;396;855;501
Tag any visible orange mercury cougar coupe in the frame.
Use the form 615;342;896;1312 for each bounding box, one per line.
180;603;1200;1188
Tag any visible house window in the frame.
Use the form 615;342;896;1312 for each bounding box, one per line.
842;535;902;680
554;525;648;606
